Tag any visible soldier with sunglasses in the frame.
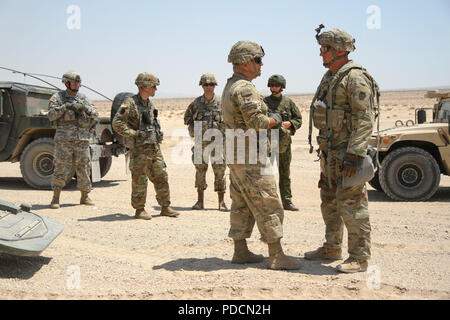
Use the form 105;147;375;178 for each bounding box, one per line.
221;41;301;270
184;73;228;211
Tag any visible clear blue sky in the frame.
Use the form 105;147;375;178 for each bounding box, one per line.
0;0;449;99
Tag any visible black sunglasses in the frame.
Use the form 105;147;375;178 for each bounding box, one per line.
253;57;263;64
203;83;215;87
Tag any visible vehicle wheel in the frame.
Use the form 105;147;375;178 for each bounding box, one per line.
99;156;112;178
20;138;75;189
379;147;440;201
368;170;382;191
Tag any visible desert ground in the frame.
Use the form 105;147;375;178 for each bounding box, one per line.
0;90;449;300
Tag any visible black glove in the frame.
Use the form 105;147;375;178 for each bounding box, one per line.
268;112;282;128
342;153;362;178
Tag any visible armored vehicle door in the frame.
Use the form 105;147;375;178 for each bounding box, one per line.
0;89;14;151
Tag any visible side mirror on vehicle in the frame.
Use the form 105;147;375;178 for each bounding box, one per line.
416;108;426;124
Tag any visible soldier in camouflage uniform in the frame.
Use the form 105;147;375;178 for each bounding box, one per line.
184;73;228;211
305;27;378;273
222;41;301;270
48;71;98;209
264;75;302;211
112;72;179;220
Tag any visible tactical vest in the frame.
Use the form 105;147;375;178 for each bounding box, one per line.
52;91;92;129
193;97;222;129
308;61;380;187
133;95;163;147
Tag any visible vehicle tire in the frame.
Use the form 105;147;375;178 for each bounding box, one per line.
368;170;382;192
379;147;441;201
20;138;75;189
99;156;112;178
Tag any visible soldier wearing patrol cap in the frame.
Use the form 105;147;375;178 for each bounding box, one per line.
263;74;302;211
184;73;228;211
48;71;98;209
112;72;180;220
305;26;379;273
221;41;301;270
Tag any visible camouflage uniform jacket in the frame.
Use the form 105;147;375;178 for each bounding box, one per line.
48;91;98;142
222;73;271;163
313;61;376;158
184;94;224;136
112;94;160;148
264;95;302;134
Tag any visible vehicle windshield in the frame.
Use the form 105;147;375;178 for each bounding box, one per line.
26;92;52;116
437;101;450;122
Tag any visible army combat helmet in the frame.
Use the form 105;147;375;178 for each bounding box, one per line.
135;72;160;88
227;41;265;65
315;24;355;67
62;71;82;92
199;73;218;86
268;74;286;89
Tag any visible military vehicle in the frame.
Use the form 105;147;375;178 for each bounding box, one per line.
0;200;63;256
0;81;126;189
369;90;450;201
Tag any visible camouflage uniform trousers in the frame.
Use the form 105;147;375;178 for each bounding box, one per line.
130;143;170;210
278;143;293;205
319;151;371;261
191;141;226;192
52;140;91;192
228;162;284;244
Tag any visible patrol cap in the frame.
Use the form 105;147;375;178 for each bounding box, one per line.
317;28;356;52
199;73;218;86
268;74;286;88
62;71;81;84
227;41;265;65
135;72;160;88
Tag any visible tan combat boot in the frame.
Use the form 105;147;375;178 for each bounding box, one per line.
336;257;368;273
80;191;95;206
161;206;180;217
268;240;302;270
192;190;204;210
231;239;264;264
283;202;299;211
304;246;343;261
50;188;61;209
218;192;228;211
135;208;152;220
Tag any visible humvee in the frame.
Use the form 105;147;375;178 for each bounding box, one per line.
0;82;126;189
369;90;450;201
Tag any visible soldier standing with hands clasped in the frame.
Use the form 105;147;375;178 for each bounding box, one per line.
112;73;180;220
48;71;98;209
264;74;302;211
305;26;379;273
184;73;227;211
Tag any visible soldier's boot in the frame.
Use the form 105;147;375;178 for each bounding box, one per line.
161;206;180;218
135;208;152;220
80;191;95;206
268;240;302;270
283;202;299;211
218;192;228;211
231;239;264;264
336;257;368;273
50;188;61;209
304;246;343;261
192;190;204;210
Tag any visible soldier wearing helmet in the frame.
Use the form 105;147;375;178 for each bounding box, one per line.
221;41;301;270
264;74;302;211
47;71;98;209
184;73;227;211
112;72;180;220
305;26;379;273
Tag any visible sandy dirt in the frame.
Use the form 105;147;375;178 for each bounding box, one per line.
0;90;449;300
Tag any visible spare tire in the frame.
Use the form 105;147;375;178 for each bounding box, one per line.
110;92;134;126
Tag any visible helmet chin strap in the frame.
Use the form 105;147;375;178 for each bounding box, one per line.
65;82;79;93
